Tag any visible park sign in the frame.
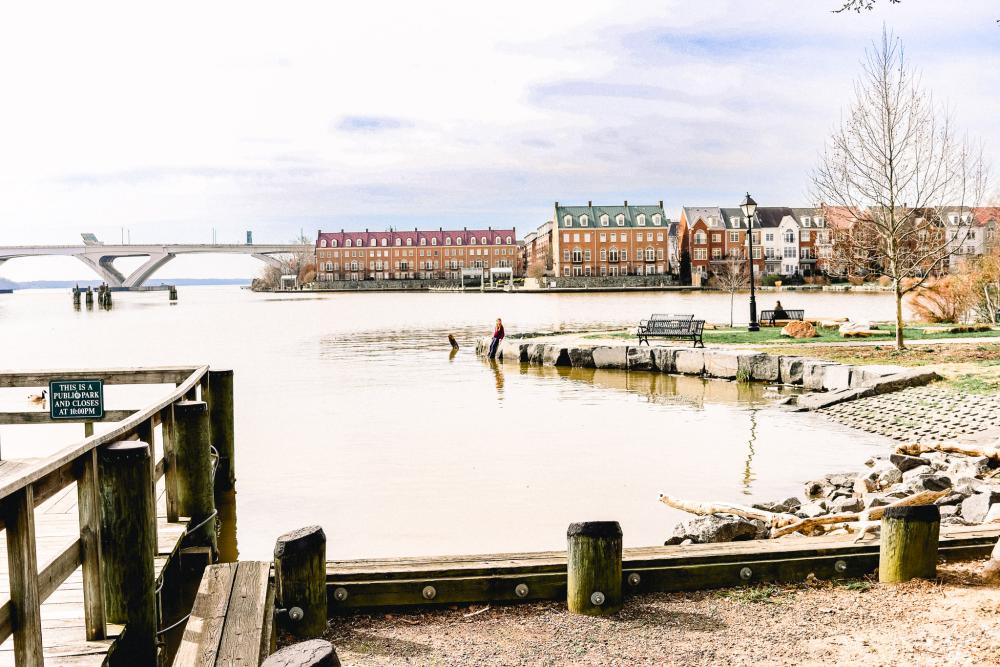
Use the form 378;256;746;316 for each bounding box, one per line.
49;379;104;420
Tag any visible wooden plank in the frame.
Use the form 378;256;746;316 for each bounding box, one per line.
216;562;271;665
0;411;136;426
160;405;179;522
0;367;198;388
3;486;43;664
174;563;238;666
37;541;82;603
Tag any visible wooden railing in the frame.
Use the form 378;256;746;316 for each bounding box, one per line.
0;365;233;666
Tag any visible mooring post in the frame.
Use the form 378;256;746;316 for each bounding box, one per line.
99;441;157;665
174;400;218;557
207;368;236;491
448;334;459;351
85;287;94;307
566;521;623;616
274;525;327;638
261;639;341;667
879;505;940;583
169;285;178;301
72;286;81;307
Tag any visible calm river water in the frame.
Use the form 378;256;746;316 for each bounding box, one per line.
0;287;901;559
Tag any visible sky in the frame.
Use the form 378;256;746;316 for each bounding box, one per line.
1;0;997;280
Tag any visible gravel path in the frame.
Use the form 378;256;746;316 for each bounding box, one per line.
325;561;1000;667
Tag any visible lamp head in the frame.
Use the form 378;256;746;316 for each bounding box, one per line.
740;192;757;219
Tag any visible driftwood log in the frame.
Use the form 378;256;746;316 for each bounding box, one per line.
769;489;949;538
658;495;798;528
895;442;1000;462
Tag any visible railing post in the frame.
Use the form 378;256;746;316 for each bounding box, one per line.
4;485;44;666
879;505;940;583
160;405;180;522
76;448;106;641
99;441;157;666
207;368;236;491
274;526;327;638
566;521;623;616
174;400;218;557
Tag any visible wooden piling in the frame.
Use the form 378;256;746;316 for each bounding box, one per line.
99;441;157;665
566;521;623;616
173;400;218;556
448;334;459;350
879;505;940;583
85;288;93;307
261;639;341;667
274;525;327;638
4;486;44;664
169;285;178;301
207;368;236;491
77;449;106;641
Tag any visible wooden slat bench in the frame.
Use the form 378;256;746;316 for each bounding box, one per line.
759;309;804;326
637;316;705;347
174;561;275;666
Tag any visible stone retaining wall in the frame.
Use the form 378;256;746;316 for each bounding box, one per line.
476;338;939;410
311;279;458;290
545;275;678;289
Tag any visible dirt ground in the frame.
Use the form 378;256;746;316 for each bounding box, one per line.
324;560;1000;667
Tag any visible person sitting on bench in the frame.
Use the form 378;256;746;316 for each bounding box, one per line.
773;300;789;321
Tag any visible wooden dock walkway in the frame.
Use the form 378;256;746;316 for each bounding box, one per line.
0;484;185;666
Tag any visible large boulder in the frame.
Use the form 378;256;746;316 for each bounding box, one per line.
821;365;854;391
745;353;780;382
907;473;952;493
803;360;837;390
541;344;570;366
499;341;527;363
651;347;678;373
674;348;705;375
525;343;546;365
779;356;805;384
961;491;1000;524
592;346;627;369
781;321;817;339
752;497;802;514
704;351;741;379
626;346;654;371
566;346;595;367
665;515;763;545
890;453;931;473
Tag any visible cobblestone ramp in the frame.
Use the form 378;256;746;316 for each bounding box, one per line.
820;386;1000;442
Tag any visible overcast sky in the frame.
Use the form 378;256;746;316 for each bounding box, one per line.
1;0;997;279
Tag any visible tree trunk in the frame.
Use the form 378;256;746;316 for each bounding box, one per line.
730;291;735;327
894;277;905;350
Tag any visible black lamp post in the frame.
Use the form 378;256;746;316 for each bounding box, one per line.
741;192;759;332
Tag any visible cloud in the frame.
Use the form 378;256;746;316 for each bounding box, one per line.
334;116;413;132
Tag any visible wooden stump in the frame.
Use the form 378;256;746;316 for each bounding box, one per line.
174;400;218;556
207;368;236;491
275;525;328;638
448;334;459;350
879;504;940;583
566;521;623;616
99;441;157;665
261;639;341;667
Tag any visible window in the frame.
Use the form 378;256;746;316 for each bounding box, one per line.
657;249;664;260
712;247;722;259
572;248;582;263
801;230;811;242
616;214;625;226
419;238;426;246
346;239;352;248
646;232;652;241
563;250;570;261
657;233;664;242
331;240;338;247
645;248;655;261
564;215;573;226
753;247;761;259
712;233;721;243
693;249;707;260
320;240;327;248
765;233;774;242
563;266;570;276
600;214;609;226
784;231;795;243
580;215;589;226
406;238;413;246
583;233;591;242
653;214;661;226
431;238;437;246
481;237;487;245
610;233;617;242
573;233;580;242
608;248;619;262
370;239;376;247
783;247;796;258
752;231;760;244
801;217;811;227
815;217;824;227
506;236;512;244
600;248;607;261
637;214;646;226
621;249;628;261
728;231;739;243
325;262;332;271
694;231;707;245
445;237;451;245
731;216;742;228
584;249;591;261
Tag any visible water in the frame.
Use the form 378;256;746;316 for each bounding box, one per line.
0;287;900;559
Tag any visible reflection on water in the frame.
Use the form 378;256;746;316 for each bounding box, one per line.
0;287;898;559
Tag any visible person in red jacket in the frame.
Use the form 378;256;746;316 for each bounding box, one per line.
488;318;505;359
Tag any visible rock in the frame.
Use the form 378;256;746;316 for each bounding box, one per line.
541;344;570;366
822;365;854;391
746;353;780;382
901;465;934;481
877;467;903;489
679;538;693;546
752;497;802;514
592;346;627;369
262;639;341;667
674;349;705;375
650;347;677;373
525;343;546;364
839;321;877;335
666;515;761;544
941;516;972;526
946;457;991;480
779;356;805;384
567;346;594;367
985;504;1000;523
907;473;951;493
781;321;817;339
704;351;741;379
826;472;856;488
890;453;931;473
934;493;966;507
865;454;889;468
854;476;876;495
960;491;1000;524
803;360;836;390
954;477;989;496
797;502;828;519
831;496;864;513
863;493;892;509
626;346;654;371
938;505;961;519
804;480;833;499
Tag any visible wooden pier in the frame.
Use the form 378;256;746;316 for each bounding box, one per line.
0;366;234;666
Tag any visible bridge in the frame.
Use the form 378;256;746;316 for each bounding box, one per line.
0;235;310;287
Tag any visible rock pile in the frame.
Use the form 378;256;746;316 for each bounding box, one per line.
665;447;1000;544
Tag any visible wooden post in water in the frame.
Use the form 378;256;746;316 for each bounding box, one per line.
85;287;94;308
99;441;157;665
448;334;459;351
566;521;623;616
72;286;81;307
174;400;218;557
879;505;940;583
207;368;236;491
274;526;327;638
169;285;178;301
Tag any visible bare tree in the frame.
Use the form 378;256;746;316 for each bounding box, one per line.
834;0;900;12
712;258;749;327
812;29;988;349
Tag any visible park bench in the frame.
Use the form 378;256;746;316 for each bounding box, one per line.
759;309;805;326
637;315;705;347
174;561;276;666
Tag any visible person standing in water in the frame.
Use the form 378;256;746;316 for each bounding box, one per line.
488;318;505;358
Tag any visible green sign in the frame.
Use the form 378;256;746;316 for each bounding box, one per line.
49;380;104;420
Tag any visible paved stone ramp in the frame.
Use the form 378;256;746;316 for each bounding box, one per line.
820;386;1000;442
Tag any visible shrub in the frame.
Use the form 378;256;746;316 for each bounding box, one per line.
878;275;893;288
907;276;977;324
848;275;865;286
760;274;782;286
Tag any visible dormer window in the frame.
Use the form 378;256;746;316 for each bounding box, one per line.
481;237;487;245
563;215;573;226
815;217;824;227
600;214;609;226
652;214;661;226
802;217;812;227
356;238;362;247
320;240;327;248
457;237;463;245
445;237;452;245
406;238;412;246
345;239;352;248
431;238;437;246
506;236;512;244
637;214;646;226
470;237;476;245
381;238;387;246
616;214;625;226
331;240;338;248
580;215;589;226
370;239;376;247
395;238;401;246
420;238;426;246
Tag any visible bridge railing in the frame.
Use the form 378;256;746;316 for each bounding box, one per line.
0;365;230;665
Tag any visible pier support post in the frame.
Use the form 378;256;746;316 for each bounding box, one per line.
99;441;157;665
169;285;178;301
207;368;236;491
566;521;623;616
85;287;93;308
879;505;940;583
274;526;327;638
174;400;218;557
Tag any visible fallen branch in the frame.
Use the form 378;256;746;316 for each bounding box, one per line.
895;442;1000;462
770;489;948;538
658;494;798;528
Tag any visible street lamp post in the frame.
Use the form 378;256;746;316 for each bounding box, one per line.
741;193;759;332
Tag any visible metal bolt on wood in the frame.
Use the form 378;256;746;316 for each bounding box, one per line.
834;560;848;573
515;584;529;598
627;573;641;587
739;567;753;581
333;587;349;602
422;586;436;600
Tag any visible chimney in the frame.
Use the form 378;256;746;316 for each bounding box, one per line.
624;200;628;207
555;201;559;208
588;200;592;207
659;200;664;209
